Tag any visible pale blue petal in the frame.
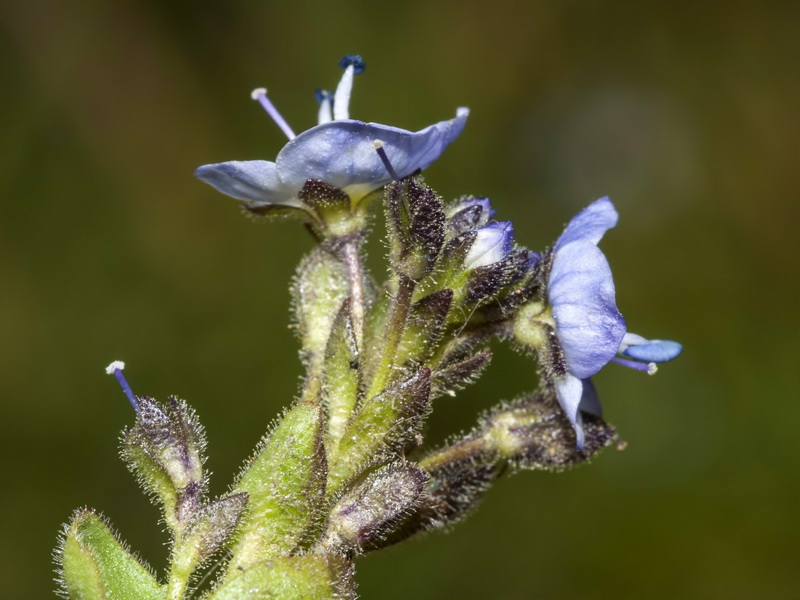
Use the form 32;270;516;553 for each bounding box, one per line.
554;374;587;450
549;240;626;379
276;109;469;199
579;378;603;417
623;339;683;363
464;221;514;269
195;161;299;206
554;196;618;252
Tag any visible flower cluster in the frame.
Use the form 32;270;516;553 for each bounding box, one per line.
57;57;682;600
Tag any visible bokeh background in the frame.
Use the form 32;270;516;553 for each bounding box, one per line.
2;1;798;598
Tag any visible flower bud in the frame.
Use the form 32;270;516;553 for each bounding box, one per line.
385;177;446;279
120;396;207;531
445;196;495;238
320;462;427;555
485;392;620;469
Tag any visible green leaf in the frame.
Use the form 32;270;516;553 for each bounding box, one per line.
208;555;354;600
227;402;326;572
57;509;164;600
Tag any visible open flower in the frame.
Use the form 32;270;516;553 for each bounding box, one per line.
546;197;626;448
547;197;682;449
195;56;469;221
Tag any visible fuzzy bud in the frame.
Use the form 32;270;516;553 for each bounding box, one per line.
320;462;427;555
385;177;446;279
120;397;207;532
485;392;620;469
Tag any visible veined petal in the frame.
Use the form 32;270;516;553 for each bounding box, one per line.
549;240;626;379
195;161;300;206
554;196;618;252
554;374;587;450
276;109;469;200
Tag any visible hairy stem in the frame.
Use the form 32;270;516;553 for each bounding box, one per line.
419;436;489;472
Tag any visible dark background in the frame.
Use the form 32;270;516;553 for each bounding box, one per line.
2;1;798;598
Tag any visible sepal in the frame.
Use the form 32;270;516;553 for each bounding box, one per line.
328;369;431;493
169;493;248;587
208;554;355;600
56;509;164;600
323;300;361;454
228;402;327;572
396;289;454;367
292;245;350;369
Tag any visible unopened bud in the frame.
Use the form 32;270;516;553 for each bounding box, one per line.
320;462;427;555
121;397;207;531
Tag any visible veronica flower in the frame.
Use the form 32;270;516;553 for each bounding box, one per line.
547;197;682;449
195;56;469;221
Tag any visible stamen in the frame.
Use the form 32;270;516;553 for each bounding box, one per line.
333;55;365;121
610;356;658;375
315;89;333;124
373;140;400;181
250;87;296;140
105;360;139;411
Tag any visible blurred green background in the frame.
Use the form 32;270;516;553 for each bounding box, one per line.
2;1;798;598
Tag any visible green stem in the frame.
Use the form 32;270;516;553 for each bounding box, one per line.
419;436;488;472
365;275;416;400
165;542;194;600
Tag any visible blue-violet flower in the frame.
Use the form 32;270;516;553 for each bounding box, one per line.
195;56;469;215
548;197;682;449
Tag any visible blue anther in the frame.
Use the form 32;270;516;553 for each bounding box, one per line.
339;55;366;74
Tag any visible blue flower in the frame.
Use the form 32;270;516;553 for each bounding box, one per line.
195;56;469;215
548;197;682;449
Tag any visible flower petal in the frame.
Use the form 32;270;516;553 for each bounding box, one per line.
554;196;618;252
276;109;469;200
194;161;299;206
549;240;626;379
622;338;683;363
554;374;587;450
464;221;514;269
579;378;603;417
